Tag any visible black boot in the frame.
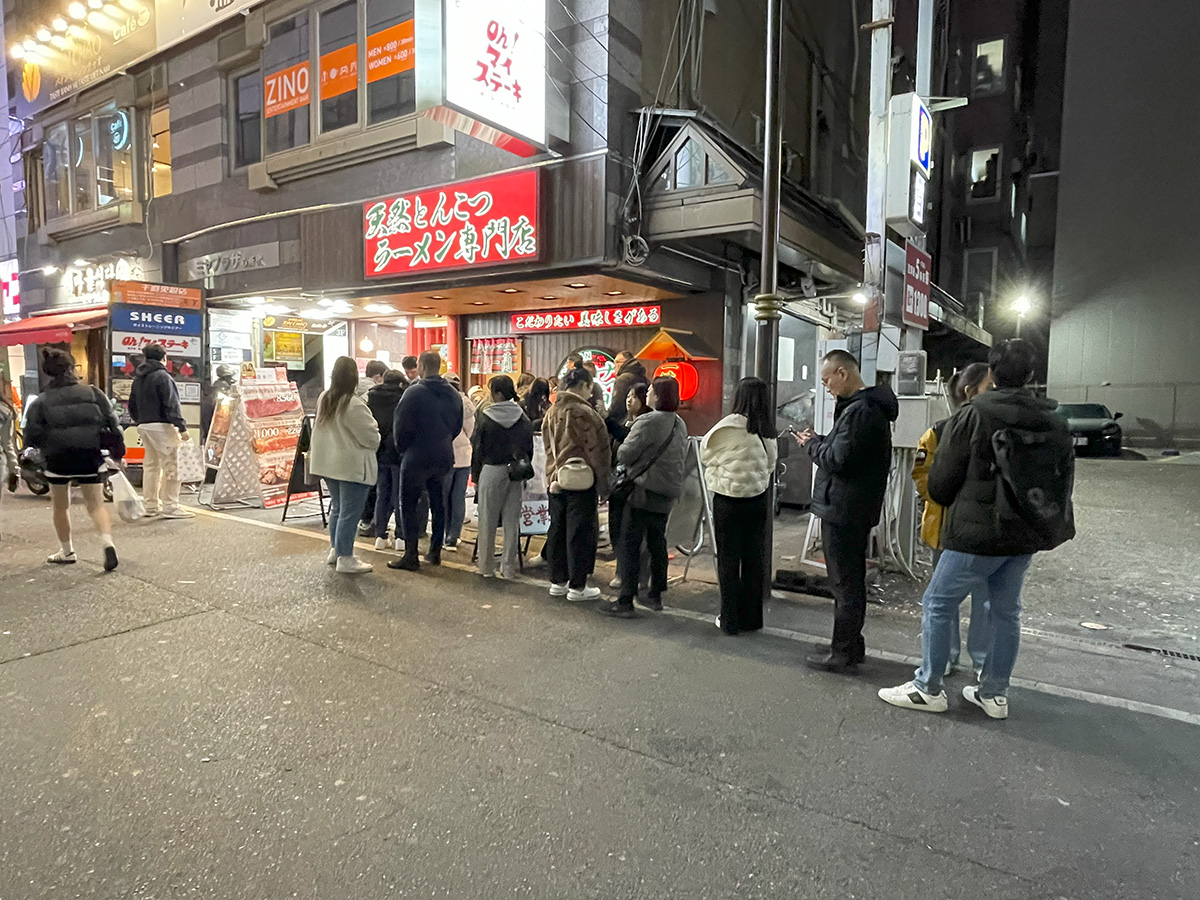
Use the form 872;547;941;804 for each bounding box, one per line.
388;550;420;571
597;599;638;619
804;650;860;674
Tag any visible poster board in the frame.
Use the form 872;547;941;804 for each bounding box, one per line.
518;434;550;535
210;381;315;508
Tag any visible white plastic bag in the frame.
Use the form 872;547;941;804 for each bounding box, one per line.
109;466;145;522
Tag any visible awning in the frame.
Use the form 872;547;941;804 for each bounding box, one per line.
635;328;720;361
0;308;108;347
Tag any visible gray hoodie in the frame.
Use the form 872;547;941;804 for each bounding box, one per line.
616;410;688;503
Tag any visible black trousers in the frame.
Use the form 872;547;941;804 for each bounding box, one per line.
400;460;449;557
821;518;872;662
617;505;669;604
712;492;769;633
546;486;598;589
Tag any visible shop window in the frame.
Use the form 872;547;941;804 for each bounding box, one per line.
151;105;173;197
319;0;359;133
43;122;71;220
264;12;312;155
963;247;997;322
232;69;263;169
72;114;95;213
968;146;1000;202
706;155;733;185
95;104;135;207
972;39;1005;96
675;139;704;189
366;0;416;125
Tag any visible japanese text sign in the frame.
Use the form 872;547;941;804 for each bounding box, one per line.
111;332;202;358
902;241;931;331
444;0;547;146
112;305;203;336
511;305;661;333
364;170;539;278
111;281;203;309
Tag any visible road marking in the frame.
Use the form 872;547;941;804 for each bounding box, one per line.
190;506;1200;727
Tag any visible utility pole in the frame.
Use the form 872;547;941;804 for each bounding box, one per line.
861;0;894;385
753;0;784;598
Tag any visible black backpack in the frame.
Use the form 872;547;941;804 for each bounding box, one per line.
991;426;1076;551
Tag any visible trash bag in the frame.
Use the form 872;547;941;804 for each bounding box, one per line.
109;466;145;523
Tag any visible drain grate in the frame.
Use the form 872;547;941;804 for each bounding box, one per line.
1123;643;1200;663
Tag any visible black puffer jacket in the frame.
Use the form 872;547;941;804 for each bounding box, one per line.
393;375;463;471
367;381;405;466
806;384;898;526
24;378;120;459
471;400;535;482
128;360;186;431
930;388;1073;556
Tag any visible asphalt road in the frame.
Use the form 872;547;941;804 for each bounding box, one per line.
2;480;1198;900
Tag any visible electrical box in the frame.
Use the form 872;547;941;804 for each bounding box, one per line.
894;396;936;449
897;350;927;396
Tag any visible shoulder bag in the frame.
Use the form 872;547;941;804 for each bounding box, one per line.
608;419;681;504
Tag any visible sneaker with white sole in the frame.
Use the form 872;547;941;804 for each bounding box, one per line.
878;681;949;713
549;582;569;597
161;508;195;519
336;556;373;574
394;538;404;552
974;668;984;683
567;585;602;603
326;547;338;565
963;685;1008;719
609;576;623;589
375;535;391;550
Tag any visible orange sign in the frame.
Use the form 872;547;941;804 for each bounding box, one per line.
265;62;311;118
111;281;203;310
320;44;359;100
367;19;416;83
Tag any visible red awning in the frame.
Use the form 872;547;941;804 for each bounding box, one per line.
0;308;108;347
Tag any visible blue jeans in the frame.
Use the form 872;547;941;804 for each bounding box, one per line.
373;464;402;540
327;479;372;559
443;466;471;543
913;550;1033;699
933;548;991;670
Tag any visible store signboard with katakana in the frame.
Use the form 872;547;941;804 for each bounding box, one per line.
512;305;662;333
443;0;547;147
363;169;539;278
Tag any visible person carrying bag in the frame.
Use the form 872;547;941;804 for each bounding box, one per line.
471;375;535;579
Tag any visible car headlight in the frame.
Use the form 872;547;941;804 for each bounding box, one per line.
1102;423;1120;435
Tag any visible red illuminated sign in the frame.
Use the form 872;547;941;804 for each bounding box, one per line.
512;305;661;333
654;361;699;402
363;170;539;278
902;241;931;331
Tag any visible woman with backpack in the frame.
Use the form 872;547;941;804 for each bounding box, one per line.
598;376;688;619
700;377;779;634
471;375;535;579
23;349;124;571
911;362;993;677
310;356;381;574
366;369;407;551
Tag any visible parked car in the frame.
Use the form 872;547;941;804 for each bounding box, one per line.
1055;402;1123;456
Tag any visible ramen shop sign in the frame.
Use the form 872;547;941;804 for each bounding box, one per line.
363;170;539;278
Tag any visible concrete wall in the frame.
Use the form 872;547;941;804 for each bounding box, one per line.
1048;0;1200;443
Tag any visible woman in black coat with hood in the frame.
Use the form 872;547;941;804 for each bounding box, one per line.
366;370;407;550
23;349;124;570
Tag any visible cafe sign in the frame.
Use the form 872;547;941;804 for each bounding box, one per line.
363;170;539;278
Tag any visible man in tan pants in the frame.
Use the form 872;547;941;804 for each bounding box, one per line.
128;344;194;519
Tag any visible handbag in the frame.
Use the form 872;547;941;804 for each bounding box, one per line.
507;456;535;482
555;457;595;491
609;420;681;503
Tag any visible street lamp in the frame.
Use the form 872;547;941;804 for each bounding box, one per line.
1012;295;1032;336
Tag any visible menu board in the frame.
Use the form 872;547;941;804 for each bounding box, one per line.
210;382;315;509
518;435;550;536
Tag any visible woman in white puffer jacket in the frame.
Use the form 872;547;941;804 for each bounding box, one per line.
700;377;779;634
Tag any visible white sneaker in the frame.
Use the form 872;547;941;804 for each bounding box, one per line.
326;547;338;565
974;667;984;683
375;535;391;550
963;685;1008;719
567;585;602;603
394;538;404;552
161;508;195;519
336;556;373;574
549;582;569;597
714;615;721;630
609;576;622;589
878;681;948;713
525;554;547;569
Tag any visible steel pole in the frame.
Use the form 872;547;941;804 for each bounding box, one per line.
753;0;784;598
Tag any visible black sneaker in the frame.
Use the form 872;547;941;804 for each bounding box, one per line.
103;546;119;572
424;550;442;566
804;651;860;674
597;600;638;619
636;595;663;612
387;556;420;571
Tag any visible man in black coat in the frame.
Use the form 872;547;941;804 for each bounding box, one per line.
129;344;193;519
388;351;463;571
796;349;898;672
879;340;1075;719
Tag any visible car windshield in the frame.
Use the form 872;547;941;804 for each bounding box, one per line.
1057;403;1111;418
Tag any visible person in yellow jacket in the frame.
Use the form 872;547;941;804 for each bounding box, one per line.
912;363;992;677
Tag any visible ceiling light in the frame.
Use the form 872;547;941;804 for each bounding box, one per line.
304;309;334;319
10;45;25;60
68;1;87;19
42;265;59;275
36;27;52;41
604;291;623;296
257;304;291;315
52;16;68;31
852;291;869;305
469;301;487;306
429;295;447;300
359;337;374;352
316;298;334;307
540;295;557;301
23;39;37;52
566;282;588;289
418;306;433;310
88;0;103;9
244;296;266;305
499;288;520;294
364;303;397;314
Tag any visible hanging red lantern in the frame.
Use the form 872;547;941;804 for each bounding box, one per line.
654;361;699;401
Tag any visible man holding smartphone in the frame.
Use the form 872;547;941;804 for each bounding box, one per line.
795;350;897;672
